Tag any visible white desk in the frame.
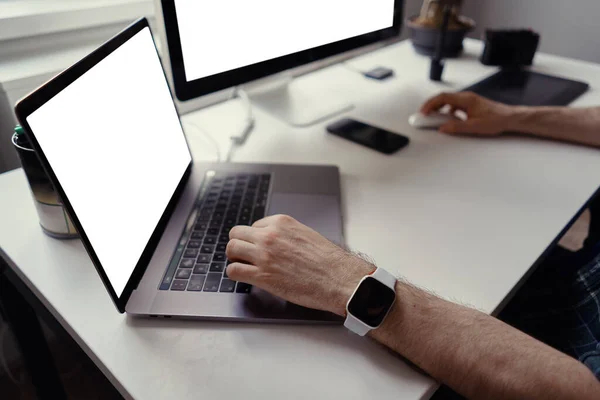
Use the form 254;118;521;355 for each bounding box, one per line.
2;39;600;399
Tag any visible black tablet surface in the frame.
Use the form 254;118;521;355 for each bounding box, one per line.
463;69;589;106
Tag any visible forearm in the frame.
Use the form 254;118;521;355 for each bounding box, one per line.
508;106;600;147
370;281;600;400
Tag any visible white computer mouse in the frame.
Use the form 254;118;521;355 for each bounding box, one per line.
408;112;454;129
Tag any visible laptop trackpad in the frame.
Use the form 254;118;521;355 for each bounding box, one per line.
268;193;343;243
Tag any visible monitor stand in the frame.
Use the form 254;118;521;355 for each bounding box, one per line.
244;74;354;127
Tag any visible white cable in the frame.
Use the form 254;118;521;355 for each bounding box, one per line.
225;87;256;162
224;140;238;163
230;87;255;146
183;87;255;163
183;121;221;162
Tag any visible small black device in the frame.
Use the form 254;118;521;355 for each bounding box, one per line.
364;67;394;80
463;69;589;106
480;29;540;67
326;118;409;155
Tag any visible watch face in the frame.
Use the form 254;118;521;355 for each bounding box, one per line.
347;276;396;328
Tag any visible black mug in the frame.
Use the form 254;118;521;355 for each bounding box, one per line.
11;125;78;239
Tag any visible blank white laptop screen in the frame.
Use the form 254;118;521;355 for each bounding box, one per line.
174;0;396;81
27;27;192;296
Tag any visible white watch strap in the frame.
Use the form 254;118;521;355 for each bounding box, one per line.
371;267;397;290
344;267;397;336
343;314;372;336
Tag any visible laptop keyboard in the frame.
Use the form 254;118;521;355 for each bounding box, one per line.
159;172;271;293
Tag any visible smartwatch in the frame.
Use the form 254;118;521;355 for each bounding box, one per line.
344;267;397;336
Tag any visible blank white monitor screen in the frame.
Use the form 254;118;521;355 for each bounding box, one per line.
174;0;396;82
26;27;192;296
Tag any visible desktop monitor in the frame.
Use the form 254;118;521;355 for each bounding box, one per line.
160;0;404;125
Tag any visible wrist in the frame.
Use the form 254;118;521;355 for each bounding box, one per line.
504;106;535;133
329;255;375;317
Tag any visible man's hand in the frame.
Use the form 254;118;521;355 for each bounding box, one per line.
226;215;374;316
421;91;517;136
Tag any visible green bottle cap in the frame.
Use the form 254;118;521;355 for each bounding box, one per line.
13;124;31;149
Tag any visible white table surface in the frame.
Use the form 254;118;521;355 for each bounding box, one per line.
2;39;600;400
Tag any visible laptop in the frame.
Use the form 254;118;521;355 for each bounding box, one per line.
15;18;343;323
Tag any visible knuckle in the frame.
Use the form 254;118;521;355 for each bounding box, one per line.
262;229;278;246
225;239;237;256
465;91;478;102
226;263;240;279
439;92;453;101
276;214;295;225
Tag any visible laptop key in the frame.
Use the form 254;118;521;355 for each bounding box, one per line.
219;279;236;292
203;273;221;292
226;212;238;219
241;206;252;214
184;248;199;258
191;231;205;239
203;236;217;245
209;220;222;228
207;228;220;236
193;263;209;274
187;240;201;249
210;262;225;272
235;283;252;293
196;215;211;222
213;253;226;262
224;218;236;226
195;222;208;230
238;216;250;225
197;254;211;263
216;243;227;252
187;275;206;291
175;268;192;279
201;245;215;254
171;280;188;291
179;258;194;268
219;234;229;243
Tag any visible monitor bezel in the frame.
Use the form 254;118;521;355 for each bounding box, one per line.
161;0;404;101
14;18;193;313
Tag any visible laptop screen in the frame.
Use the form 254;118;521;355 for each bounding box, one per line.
26;27;192;296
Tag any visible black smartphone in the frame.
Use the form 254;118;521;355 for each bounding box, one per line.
326;118;409;154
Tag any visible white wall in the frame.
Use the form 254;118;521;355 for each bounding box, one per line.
462;0;600;63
